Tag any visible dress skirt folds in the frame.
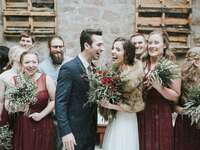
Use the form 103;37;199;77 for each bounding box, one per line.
174;115;200;150
138;88;174;150
102;112;139;150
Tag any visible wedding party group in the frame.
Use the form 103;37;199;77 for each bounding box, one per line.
0;28;200;150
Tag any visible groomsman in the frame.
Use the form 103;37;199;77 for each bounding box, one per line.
19;32;35;50
39;35;68;150
39;36;68;84
130;33;147;60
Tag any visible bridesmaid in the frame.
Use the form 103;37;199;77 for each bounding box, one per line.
174;47;200;150
11;51;56;150
0;46;26;126
138;30;181;150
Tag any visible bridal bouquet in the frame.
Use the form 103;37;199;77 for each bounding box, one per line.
184;84;200;128
150;58;180;87
87;65;126;121
0;124;13;150
5;73;37;114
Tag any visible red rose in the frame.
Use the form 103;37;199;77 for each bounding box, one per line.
101;77;113;85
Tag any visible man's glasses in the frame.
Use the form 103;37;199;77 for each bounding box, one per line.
51;45;64;49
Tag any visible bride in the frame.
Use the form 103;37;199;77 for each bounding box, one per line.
100;37;144;150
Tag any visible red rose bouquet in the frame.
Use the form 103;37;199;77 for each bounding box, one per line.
86;65;126;121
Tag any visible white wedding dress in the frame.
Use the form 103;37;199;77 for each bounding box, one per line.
102;111;139;150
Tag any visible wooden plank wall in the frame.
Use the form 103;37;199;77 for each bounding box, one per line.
2;0;57;37
135;0;192;53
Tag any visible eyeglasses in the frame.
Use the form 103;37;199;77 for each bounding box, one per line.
51;45;64;49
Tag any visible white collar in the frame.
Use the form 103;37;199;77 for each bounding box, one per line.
78;53;89;70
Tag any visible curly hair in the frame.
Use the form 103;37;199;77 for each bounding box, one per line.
182;47;200;87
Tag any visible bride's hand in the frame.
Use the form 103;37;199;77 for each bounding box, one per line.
100;99;114;110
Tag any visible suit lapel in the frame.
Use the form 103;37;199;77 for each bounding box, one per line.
74;56;86;74
74;56;89;84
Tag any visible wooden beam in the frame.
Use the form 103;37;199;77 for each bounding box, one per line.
164;0;191;8
138;0;162;8
171;48;188;54
137;17;162;26
6;2;28;9
31;11;56;16
32;29;55;34
138;7;190;14
164;18;189;25
4;28;29;32
165;27;190;33
3;11;30;16
6;21;29;27
33;22;55;27
169;36;187;43
170;42;188;47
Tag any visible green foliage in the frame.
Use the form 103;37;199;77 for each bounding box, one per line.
150;58;180;87
0;124;13;150
184;84;200;127
5;73;37;113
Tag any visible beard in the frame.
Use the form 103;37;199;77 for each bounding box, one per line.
50;51;64;65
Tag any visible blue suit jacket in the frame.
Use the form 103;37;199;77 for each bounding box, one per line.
55;56;97;147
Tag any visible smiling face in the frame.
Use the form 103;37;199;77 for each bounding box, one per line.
19;36;33;49
85;34;104;61
188;52;200;69
148;33;165;58
112;41;124;66
21;53;39;77
49;37;64;65
131;35;146;56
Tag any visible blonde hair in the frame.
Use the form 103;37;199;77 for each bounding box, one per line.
19;50;40;64
8;46;27;65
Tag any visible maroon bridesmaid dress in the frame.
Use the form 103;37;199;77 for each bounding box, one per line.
174;109;200;150
138;70;174;150
13;74;55;150
0;107;9;126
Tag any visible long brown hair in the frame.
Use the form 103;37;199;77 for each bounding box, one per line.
112;37;135;65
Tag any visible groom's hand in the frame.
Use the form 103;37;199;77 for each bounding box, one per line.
62;133;77;150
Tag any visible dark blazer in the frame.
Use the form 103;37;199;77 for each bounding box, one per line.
55;56;97;150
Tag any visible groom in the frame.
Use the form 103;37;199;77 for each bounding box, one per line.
55;29;104;150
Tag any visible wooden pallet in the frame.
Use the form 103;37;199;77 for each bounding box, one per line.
2;0;57;37
137;0;191;9
135;0;192;53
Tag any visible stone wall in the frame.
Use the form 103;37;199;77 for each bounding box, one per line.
1;0;200;62
57;0;135;64
0;0;134;63
191;0;200;47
